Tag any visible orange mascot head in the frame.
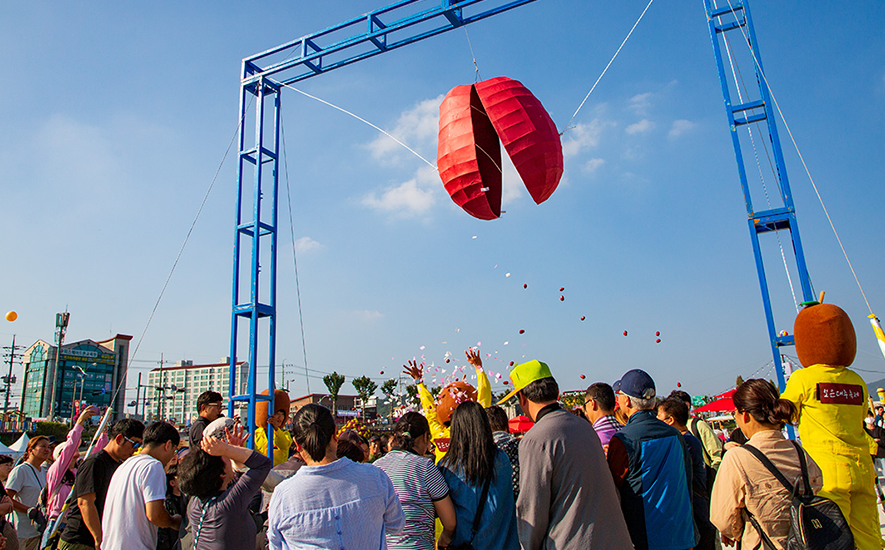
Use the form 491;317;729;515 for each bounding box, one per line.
793;303;856;368
255;389;292;429
436;381;478;426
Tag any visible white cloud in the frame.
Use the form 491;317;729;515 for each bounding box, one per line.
366;95;444;165
628;92;653;115
351;309;384;321
668;119;696;139
561;119;608;159
625;119;654;135
361;165;439;219
583;158;605;173
294;237;324;253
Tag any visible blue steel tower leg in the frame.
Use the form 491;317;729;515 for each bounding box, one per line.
230;72;279;455
703;0;815;408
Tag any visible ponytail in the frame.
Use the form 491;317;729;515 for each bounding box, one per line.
391;412;429;453
733;378;795;428
292;404;336;462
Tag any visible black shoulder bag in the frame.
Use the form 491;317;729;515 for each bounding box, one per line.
446;477;492;550
741;442;853;550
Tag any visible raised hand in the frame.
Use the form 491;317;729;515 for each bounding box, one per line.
225;424;247;447
201;434;228;457
465;349;483;369
402;359;423;381
77;405;99;426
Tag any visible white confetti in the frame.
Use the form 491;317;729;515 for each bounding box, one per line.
505;273;511;278
472;236;477;239
419;345;425;350
504;341;509;345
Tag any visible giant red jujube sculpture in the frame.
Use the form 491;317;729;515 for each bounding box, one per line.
437;76;563;220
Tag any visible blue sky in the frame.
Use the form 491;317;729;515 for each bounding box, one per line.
2;1;884;412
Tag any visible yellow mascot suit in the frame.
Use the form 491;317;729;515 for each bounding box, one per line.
782;302;884;550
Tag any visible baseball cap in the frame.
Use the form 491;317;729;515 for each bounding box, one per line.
497;360;553;404
617;369;656;399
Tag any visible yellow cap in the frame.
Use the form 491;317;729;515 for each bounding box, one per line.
497;360;553;404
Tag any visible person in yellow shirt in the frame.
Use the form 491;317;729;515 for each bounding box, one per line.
781;301;883;550
403;349;492;462
254;389;293;466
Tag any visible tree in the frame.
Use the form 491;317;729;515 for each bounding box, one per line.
405;385;420;409
323;371;345;415
381;379;399;424
352;376;378;419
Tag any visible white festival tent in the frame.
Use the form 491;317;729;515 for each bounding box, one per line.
8;432;29;455
0;440;21;457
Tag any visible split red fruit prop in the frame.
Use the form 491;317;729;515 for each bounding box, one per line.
438;77;563;220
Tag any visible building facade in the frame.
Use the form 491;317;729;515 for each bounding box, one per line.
147;359;247;425
290;393;377;423
21;334;131;421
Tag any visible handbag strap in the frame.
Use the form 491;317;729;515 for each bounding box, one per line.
741;444;796;496
790;440;813;497
467;477;492;543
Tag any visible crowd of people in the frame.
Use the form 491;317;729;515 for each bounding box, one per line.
0;300;880;550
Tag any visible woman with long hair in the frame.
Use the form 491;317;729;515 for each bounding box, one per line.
710;379;824;549
266;404;404;550
374;412;456;549
438;401;519;550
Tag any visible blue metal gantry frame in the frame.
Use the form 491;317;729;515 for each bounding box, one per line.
230;0;539;453
703;0;815;399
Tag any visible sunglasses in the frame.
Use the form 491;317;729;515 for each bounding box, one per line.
124;436;142;450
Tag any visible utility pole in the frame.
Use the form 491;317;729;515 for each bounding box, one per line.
48;311;70;420
1;335;24;414
155;353;170;420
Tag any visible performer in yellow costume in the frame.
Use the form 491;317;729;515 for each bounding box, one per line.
403;349;491;462
254;388;293;466
782;301;884;550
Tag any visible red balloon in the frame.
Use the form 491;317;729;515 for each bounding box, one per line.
560;296;565;301
677;382;682;387
380;371;384;375
503;380;509;385
523;283;528;289
509;361;515;366
437;77;563;220
580;374;586;379
446;358;450;363
656;339;661;344
519;329;525;334
559;287;565;292
580;316;586;321
655;331;660;336
623;330;628;336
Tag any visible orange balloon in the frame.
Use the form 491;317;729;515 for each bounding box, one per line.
5;311;16;322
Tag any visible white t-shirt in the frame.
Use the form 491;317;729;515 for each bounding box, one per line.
6;462;46;539
100;453;168;550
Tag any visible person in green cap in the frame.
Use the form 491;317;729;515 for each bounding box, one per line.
499;360;632;550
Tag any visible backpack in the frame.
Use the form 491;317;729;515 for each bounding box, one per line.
741;441;853;550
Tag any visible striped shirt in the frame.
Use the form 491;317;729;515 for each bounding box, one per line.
374;450;450;550
592;414;623;447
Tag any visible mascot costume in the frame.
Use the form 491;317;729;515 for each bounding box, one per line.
782;301;884;549
254;388;293;466
408;350;491;462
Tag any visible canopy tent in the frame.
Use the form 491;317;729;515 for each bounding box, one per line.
509;415;534;434
8;432;29;453
0;440;22;457
693;388;736;413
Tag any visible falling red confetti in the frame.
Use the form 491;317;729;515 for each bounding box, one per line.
503;381;509;385
624;330;628;336
656;339;661;343
580;374;585;379
655;331;660;336
560;296;565;301
380;371;384;375
446;359;450;363
560;287;565;292
509;361;514;366
523;283;528;289
580;316;586;321
677;382;682;387
519;329;525;334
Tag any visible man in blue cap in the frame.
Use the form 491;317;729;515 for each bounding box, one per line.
607;369;696;550
500;360;632;550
